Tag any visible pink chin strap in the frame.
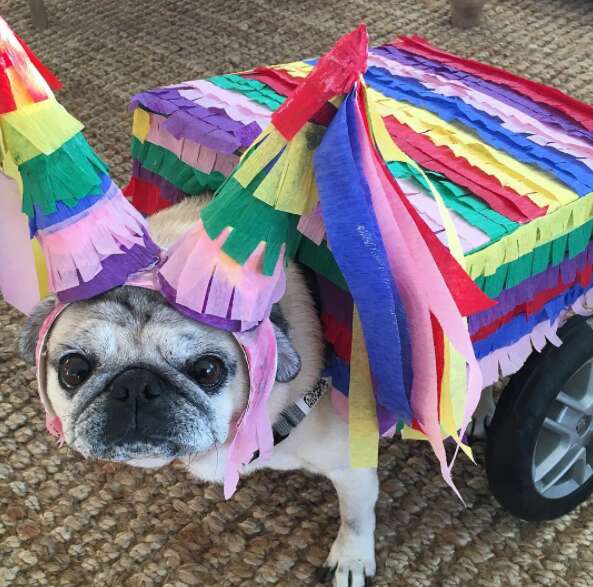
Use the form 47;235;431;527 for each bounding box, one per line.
34;275;278;499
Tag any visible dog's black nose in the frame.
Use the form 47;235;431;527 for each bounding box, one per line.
108;368;163;403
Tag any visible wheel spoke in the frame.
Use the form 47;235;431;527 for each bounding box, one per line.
533;430;572;483
557;391;593;417
542;416;577;441
536;446;587;494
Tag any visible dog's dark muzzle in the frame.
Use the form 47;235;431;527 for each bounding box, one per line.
103;367;173;444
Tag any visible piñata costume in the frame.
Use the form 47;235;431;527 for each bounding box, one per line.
4;17;593;498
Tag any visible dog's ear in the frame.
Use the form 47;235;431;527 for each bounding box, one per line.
18;297;57;365
270;304;301;383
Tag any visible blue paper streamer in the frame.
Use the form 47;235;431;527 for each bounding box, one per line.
313;89;413;422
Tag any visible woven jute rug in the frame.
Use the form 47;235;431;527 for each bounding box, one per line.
2;1;593;585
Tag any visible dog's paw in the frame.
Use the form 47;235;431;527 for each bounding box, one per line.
318;528;376;586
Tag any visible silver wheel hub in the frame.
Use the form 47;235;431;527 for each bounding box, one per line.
532;359;593;499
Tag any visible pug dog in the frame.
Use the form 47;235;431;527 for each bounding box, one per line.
18;196;379;587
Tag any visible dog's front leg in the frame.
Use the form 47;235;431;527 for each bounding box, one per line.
319;467;378;586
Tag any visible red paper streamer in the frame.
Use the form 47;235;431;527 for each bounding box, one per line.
245;67;337;127
272;24;368;139
14;31;61;90
383;116;546;223
123;177;173;215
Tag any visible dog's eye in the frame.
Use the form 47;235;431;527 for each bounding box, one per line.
188;355;225;390
58;354;92;390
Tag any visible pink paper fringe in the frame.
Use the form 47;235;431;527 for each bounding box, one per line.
37;188;151;291
159;220;286;326
178;81;272;130
479;286;593;386
146;113;239;176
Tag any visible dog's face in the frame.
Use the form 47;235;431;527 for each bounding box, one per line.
18;286;301;466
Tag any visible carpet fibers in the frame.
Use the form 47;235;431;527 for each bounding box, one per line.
2;1;593;585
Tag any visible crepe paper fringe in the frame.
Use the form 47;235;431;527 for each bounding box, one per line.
470;240;593;334
1;99;83;165
130;86;261;155
467;193;593;284
0;17;59;114
19;132;108;217
376;44;593;145
369;51;593;171
365;67;593;197
394;36;593;134
405;186;490;254
158;220;285;330
474;271;593;359
130;137;225;195
37;187;160;299
472;263;593;343
382;115;545;223
247;123;322;215
208;74;285;111
387;161;517;243
378;99;578;212
177;80;272;130
142;112;240;177
479;286;593;387
29;173;112;235
200;173;302;276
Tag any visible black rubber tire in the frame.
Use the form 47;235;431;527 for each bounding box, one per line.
486;315;593;521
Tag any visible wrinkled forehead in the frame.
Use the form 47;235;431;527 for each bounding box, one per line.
47;286;239;364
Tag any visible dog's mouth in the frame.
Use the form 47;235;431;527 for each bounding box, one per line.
77;432;195;461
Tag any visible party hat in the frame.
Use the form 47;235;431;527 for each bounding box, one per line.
0;16;160;311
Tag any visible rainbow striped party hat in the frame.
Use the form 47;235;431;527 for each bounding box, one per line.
0;16;160;313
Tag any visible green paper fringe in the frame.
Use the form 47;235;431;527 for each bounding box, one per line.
474;219;593;297
19;132;108;217
131;137;225;194
208;74;286;111
201;171;301;275
387;160;518;244
296;237;348;291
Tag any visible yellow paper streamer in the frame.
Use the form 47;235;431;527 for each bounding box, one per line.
272;60;313;79
32;239;49;299
0;100;82;164
132;108;150;143
233;127;284;187
465;192;593;279
253;123;321;214
349;308;379;467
